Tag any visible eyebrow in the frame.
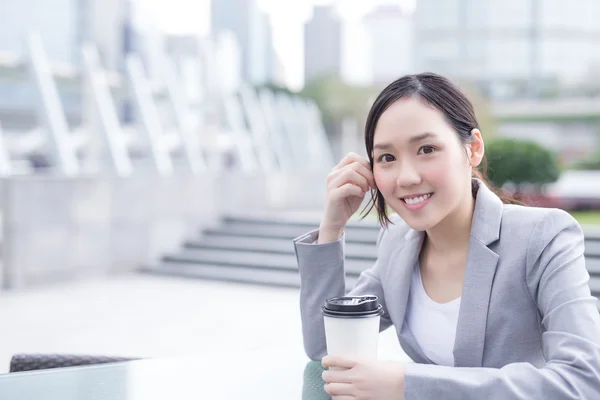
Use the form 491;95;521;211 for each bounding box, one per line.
373;132;437;150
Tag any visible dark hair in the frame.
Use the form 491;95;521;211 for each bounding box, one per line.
361;72;520;228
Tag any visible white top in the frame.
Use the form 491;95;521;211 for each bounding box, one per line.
405;262;461;366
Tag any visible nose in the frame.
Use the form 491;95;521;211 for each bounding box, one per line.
395;160;421;188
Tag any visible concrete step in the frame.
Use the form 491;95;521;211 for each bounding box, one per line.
162;248;599;279
223;215;380;232
587;257;600;276
142;262;359;291
185;236;377;260
585;240;600;257
161;248;373;276
148;253;600;296
590;277;600;298
186;235;598;269
583;227;600;240
147;213;600;294
205;224;379;245
178;238;599;276
222;220;381;236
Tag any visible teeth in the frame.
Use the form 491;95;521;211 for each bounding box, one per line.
403;193;432;205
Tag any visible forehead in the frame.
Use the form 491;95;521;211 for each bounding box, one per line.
374;97;452;144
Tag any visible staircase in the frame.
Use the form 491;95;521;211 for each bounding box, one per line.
142;215;600;301
143;215;379;289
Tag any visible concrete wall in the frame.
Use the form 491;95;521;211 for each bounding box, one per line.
0;174;218;289
0;171;329;289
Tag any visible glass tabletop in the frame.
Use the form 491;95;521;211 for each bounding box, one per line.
0;347;331;399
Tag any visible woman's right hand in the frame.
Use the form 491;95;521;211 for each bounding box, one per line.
318;153;376;244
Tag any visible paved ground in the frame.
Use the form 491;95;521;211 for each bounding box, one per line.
0;274;410;373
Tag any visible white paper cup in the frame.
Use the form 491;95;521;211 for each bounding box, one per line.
322;296;383;370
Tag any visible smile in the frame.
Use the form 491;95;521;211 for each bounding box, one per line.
401;193;433;205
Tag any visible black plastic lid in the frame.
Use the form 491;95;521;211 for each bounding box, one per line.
322;295;383;318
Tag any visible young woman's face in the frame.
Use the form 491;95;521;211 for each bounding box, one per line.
372;96;474;231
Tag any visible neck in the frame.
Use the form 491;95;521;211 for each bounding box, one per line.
425;188;476;255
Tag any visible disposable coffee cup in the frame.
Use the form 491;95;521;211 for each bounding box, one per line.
322;295;383;370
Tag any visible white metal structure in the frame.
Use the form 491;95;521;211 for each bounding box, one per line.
0;120;13;176
0;29;335;178
81;43;133;177
25;31;79;176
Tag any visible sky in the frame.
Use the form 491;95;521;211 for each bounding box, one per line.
139;0;414;90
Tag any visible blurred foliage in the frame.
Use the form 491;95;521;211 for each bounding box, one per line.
570;211;600;225
456;81;498;139
572;150;600;170
253;83;296;97
299;75;499;142
486;138;560;189
299;74;380;133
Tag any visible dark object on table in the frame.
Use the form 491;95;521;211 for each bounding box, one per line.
9;354;141;373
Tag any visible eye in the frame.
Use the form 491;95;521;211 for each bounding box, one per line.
377;154;395;163
418;145;437;155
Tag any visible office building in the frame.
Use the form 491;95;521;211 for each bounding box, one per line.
304;5;342;85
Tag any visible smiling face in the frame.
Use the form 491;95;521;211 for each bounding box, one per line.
372;96;478;231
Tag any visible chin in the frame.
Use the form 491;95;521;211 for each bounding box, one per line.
389;206;439;231
390;206;436;231
403;217;437;232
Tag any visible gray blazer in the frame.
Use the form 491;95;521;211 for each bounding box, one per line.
293;180;600;399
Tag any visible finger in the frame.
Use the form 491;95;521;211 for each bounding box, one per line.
329;161;375;191
324;382;354;397
333;183;364;200
322;355;358;369
330;169;369;193
348;162;376;189
333;152;362;171
333;152;371;173
332;396;354;400
322;369;353;384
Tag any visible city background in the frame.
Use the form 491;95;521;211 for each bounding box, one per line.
0;0;599;377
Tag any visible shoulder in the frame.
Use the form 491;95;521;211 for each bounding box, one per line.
501;204;582;242
501;204;584;266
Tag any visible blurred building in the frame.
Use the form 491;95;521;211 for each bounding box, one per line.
0;0;131;70
249;12;275;85
304;5;342;85
272;53;288;88
364;4;414;86
414;0;600;98
0;0;133;130
0;0;79;65
210;0;278;85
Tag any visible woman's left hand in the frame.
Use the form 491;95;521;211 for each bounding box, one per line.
322;355;405;400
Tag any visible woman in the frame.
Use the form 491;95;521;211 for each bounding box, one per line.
293;73;600;399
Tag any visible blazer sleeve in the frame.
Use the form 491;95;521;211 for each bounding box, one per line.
403;209;600;399
293;227;394;361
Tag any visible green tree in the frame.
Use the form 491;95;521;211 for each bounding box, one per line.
485;139;560;191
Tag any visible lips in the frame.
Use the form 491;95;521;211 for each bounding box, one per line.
401;193;433;205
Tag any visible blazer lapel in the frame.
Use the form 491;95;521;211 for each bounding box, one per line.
453;180;503;367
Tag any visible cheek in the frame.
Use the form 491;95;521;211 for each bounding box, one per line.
422;163;450;186
373;168;396;195
422;153;464;185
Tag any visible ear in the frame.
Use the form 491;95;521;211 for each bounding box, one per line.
467;129;485;167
